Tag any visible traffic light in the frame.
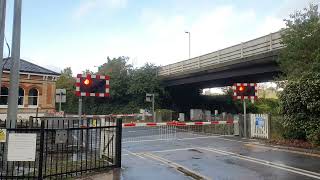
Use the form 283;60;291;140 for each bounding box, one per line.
233;83;257;100
76;74;110;97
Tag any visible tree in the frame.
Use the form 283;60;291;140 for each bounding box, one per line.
278;4;320;144
98;56;132;100
127;63;166;109
279;4;320;80
56;67;78;113
56;57;166;115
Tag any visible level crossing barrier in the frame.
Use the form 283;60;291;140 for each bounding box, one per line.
122;120;238;143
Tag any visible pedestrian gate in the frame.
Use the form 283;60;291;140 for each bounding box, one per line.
250;114;270;139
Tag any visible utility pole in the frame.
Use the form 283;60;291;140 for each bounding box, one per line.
0;0;6;94
7;0;22;129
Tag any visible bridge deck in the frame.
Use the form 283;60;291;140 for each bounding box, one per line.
159;31;284;78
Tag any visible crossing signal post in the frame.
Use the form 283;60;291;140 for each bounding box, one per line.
76;74;110;120
233;83;257;138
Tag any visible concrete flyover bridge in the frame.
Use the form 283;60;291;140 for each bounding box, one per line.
158;31;284;88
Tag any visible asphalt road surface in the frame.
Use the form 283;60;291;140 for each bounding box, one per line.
118;127;320;180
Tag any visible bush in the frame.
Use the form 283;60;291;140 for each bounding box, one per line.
279;73;320;144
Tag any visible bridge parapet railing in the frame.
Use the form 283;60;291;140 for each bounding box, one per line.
159;31;284;77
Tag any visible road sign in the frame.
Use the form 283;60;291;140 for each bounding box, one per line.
146;93;153;102
76;74;110;97
256;117;265;128
56;89;66;103
7;133;37;161
0;129;6;142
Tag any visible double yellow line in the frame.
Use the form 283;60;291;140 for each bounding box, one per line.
141;152;211;180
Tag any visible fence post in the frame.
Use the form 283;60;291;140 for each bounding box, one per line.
115;118;122;168
38;119;45;179
268;114;271;139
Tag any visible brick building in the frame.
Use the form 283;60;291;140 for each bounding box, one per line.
0;58;60;118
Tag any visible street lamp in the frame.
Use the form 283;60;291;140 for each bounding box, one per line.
185;31;191;59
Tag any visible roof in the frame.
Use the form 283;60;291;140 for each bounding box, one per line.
2;58;60;76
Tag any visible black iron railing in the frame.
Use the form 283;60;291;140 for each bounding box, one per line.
0;116;122;179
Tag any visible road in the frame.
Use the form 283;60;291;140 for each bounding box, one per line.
118;127;320;180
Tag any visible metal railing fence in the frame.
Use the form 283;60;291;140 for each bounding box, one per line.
0;116;122;179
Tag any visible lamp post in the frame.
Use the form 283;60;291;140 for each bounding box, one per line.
7;0;22;129
185;31;191;59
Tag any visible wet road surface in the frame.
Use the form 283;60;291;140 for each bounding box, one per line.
119;128;320;180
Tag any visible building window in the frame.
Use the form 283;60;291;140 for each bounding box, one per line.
28;88;38;106
0;87;8;105
18;87;24;106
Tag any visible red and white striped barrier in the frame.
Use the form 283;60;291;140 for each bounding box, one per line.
122;120;238;127
68;114;151;119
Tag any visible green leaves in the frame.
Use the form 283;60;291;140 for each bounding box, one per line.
56;57;166;115
278;4;320;144
279;71;320;144
280;4;320;80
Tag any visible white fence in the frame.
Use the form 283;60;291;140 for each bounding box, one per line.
250;114;270;139
159;31;284;77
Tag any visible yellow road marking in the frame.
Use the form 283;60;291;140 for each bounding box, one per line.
142;152;211;180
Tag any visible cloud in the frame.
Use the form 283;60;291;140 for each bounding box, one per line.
72;0;127;19
72;5;281;71
33;1;315;75
121;5;262;66
256;16;285;35
275;0;320;18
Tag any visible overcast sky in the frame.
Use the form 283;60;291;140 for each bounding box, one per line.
3;0;319;74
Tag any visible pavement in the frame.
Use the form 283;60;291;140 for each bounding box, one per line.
82;127;320;180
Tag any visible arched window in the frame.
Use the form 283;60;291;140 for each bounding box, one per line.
28;88;38;106
0;87;8;105
18;87;24;106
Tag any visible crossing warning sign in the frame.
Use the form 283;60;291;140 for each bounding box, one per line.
0;129;6;142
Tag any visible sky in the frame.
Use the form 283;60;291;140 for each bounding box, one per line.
2;0;319;74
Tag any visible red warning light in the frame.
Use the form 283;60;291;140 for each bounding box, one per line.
84;78;90;86
239;86;245;92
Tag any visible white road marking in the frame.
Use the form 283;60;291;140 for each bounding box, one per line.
244;143;320;158
198;147;320;179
